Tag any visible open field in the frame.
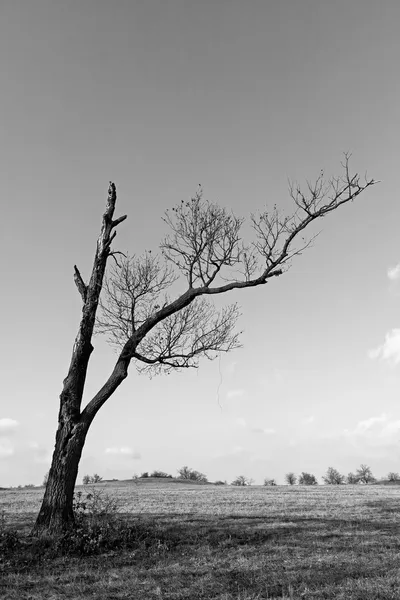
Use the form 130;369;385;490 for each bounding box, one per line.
2;480;400;599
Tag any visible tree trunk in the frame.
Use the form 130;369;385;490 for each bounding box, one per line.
31;183;127;536
33;412;89;535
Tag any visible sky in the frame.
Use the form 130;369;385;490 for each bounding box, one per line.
1;0;400;487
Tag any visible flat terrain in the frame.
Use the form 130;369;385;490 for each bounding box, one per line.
2;480;400;599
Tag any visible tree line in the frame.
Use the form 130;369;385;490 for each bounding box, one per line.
72;464;400;487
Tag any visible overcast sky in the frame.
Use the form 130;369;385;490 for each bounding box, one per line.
1;0;399;487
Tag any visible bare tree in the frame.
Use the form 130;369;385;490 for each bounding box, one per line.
322;467;345;485
285;472;297;485
177;466;208;482
231;475;254;486
346;472;359;484
387;472;400;482
33;159;376;535
298;472;318;485
356;464;375;484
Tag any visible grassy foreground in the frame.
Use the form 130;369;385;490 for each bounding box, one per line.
2;480;400;599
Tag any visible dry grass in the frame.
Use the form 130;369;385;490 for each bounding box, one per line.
2;481;400;599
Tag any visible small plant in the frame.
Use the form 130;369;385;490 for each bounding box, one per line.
56;489;123;556
263;478;277;486
0;510;20;554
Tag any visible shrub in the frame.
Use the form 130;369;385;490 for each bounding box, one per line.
0;511;20;555
82;473;103;485
285;472;297;485
177;466;208;482
347;472;359;484
231;475;254;486
55;489;122;556
140;472;149;478
214;480;227;485
298;472;318;485
322;467;345;485
356;464;375;484
263;478;277;486
150;470;172;478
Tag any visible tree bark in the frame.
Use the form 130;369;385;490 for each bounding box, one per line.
32;183;127;536
32;416;89;535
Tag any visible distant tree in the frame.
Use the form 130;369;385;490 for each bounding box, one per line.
131;473;139;481
214;480;227;485
285;472;297;485
356;464;375;484
140;472;149;478
150;470;172;478
346;472;359;484
231;475;254;486
263;478;277;486
298;472;318;485
42;471;49;487
91;473;103;483
32;160;377;535
82;474;91;485
322;467;345;485
177;466;208;482
387;472;400;482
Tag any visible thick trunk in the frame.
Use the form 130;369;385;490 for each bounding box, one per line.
32;414;89;535
31;183;127;536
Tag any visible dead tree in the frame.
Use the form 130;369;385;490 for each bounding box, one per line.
32;157;376;535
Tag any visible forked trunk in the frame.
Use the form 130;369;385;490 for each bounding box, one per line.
32;414;89;535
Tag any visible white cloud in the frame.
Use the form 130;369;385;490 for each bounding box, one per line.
226;361;238;375
302;415;315;425
29;442;51;464
0;418;19;435
231;445;245;455
388;263;400;281
105;447;141;459
0;443;14;458
226;389;245;399
369;329;400;365
251;426;275;435
342;413;400;448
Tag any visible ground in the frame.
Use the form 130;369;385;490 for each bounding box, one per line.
1;479;400;599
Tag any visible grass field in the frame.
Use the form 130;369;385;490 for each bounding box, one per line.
2;480;400;599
